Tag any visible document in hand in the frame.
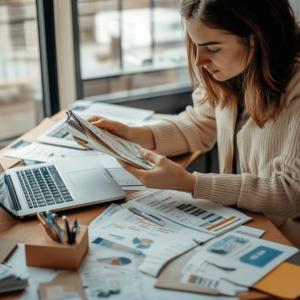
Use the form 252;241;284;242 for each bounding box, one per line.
124;190;252;237
65;111;154;170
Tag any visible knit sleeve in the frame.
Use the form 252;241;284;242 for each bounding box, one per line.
193;154;300;218
146;88;217;157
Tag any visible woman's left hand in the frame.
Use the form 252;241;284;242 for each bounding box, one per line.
117;149;196;193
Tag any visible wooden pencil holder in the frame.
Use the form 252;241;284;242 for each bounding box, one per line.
24;224;89;271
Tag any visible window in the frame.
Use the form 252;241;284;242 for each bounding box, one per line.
75;0;190;98
0;0;43;145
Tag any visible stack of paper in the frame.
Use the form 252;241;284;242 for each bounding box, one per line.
65;111;154;170
0;264;28;294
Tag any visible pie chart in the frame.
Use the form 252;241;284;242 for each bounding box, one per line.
132;238;154;249
97;257;131;266
111;257;131;266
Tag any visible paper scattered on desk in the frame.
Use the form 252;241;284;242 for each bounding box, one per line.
180;271;248;296
80;242;148;300
181;232;299;287
126;190;252;236
233;225;265;239
89;205;205;277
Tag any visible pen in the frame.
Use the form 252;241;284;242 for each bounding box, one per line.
62;216;70;243
69;227;78;244
51;213;66;244
45;210;53;228
68;219;79;244
74;219;80;236
128;207;165;227
37;212;58;241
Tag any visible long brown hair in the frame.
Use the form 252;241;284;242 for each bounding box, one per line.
181;0;300;127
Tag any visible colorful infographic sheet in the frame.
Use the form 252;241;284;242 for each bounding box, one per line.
89;206;202;277
127;190;252;235
181;232;299;287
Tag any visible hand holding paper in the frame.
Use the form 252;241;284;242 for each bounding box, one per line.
72;114;156;151
118;149;196;193
65;111;154;170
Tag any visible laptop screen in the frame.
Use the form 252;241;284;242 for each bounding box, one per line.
0;173;18;218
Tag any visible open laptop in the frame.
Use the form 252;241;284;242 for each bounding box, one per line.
0;157;126;219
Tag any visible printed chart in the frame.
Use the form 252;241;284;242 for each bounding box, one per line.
133;190;251;234
97;257;132;266
133;238;154;249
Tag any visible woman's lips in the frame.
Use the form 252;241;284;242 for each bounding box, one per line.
208;69;219;74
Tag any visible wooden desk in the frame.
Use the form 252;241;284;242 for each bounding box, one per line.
0;111;293;300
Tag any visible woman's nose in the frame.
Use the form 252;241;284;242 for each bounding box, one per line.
195;47;210;68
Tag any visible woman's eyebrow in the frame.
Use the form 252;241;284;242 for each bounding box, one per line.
197;42;222;46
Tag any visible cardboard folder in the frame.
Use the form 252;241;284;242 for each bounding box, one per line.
0;238;18;263
155;249;219;295
155;248;300;299
253;252;300;299
39;271;87;300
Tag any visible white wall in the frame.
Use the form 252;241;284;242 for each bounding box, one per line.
290;0;299;15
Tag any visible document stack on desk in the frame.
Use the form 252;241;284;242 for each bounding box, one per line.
65;110;154;170
88;190;252;278
0;263;29;294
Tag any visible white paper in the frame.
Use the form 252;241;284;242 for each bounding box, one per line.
80;102;155;121
126;190;252;235
0;142;105;162
79;245;148;300
182;232;299;287
233;226;265;238
141;273;238;300
121;186;155;191
180;271;248;296
89;207;203;277
108;168;143;187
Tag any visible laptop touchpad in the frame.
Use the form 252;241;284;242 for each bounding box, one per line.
67;168;107;189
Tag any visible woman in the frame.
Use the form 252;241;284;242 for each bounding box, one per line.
77;0;300;246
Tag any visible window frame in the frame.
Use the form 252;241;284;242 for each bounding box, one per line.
71;0;192;101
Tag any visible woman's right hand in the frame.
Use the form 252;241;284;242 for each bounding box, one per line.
87;115;132;140
73;115;156;150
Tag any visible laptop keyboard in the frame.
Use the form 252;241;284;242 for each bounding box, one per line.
16;166;74;209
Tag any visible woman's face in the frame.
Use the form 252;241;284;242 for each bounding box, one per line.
185;19;252;81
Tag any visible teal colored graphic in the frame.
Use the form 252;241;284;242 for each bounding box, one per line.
133;237;154;249
240;246;283;267
207;235;249;256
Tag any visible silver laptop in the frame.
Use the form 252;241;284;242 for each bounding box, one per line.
0;157;126;218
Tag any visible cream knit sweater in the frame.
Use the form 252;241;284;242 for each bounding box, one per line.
147;63;300;247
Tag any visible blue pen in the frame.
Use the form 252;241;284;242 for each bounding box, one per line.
45;210;53;228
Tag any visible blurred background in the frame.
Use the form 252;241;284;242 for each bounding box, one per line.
0;0;190;146
0;0;299;166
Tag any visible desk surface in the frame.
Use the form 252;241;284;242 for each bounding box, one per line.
0;110;293;300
